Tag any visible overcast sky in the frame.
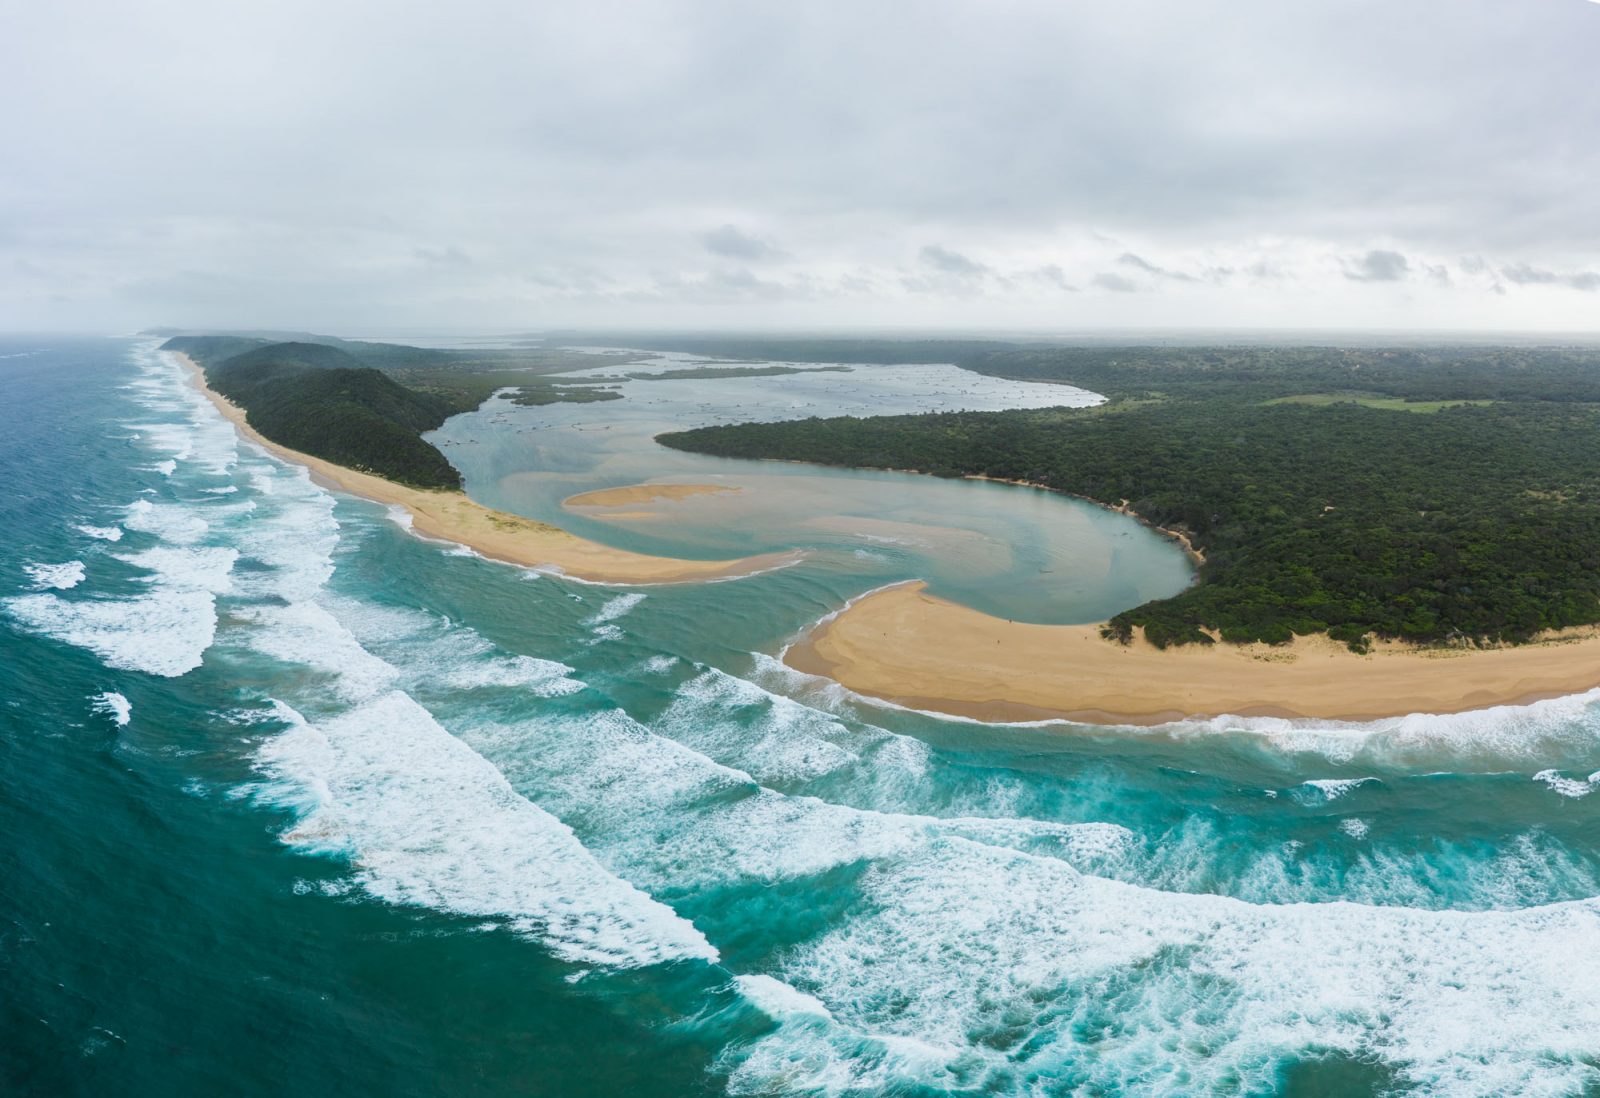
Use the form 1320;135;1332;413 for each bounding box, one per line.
5;0;1600;333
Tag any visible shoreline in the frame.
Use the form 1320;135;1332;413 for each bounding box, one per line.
960;474;1206;566
665;451;1207;568
785;581;1600;726
173;353;801;585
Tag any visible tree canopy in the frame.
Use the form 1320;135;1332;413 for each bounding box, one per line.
661;344;1600;651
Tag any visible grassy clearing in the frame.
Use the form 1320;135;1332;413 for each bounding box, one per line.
1266;393;1496;413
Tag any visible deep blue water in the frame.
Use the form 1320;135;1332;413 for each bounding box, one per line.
5;338;1600;1097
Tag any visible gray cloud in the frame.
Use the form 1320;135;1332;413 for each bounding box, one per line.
700;224;784;262
1092;272;1141;293
918;245;989;278
1344;250;1412;282
1119;253;1198;283
1501;263;1600;292
1023;264;1077;291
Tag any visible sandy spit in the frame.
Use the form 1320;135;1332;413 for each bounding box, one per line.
785;581;1600;726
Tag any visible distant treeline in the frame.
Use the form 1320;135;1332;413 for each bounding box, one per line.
164;336;464;489
661;343;1600;650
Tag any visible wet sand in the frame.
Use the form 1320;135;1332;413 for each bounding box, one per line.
786;581;1600;725
176;354;799;585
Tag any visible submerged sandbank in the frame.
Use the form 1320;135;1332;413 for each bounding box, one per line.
565;482;741;509
786;581;1600;725
176;354;798;585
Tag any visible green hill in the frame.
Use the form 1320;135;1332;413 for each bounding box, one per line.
163;337;463;490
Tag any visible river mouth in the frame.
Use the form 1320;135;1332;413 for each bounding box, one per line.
429;348;1194;624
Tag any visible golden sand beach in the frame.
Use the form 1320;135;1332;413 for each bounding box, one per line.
786;581;1600;725
175;354;799;585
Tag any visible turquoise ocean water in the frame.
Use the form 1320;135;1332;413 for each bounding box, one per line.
5;338;1600;1096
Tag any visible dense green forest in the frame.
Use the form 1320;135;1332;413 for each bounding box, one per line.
164;337;465;489
661;344;1600;651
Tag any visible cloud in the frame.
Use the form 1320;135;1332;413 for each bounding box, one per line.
413;245;471;265
1501;263;1600;292
1118;253;1198;282
1343;249;1411;282
1022;264;1077;291
918;244;989;278
700;224;784;262
1092;272;1140;293
3;0;1600;330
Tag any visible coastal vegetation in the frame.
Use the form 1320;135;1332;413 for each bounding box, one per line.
164;336;466;489
508;380;624;406
661;344;1600;651
161;334;653;485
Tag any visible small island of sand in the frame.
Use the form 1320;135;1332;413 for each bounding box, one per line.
786;581;1600;725
565;482;741;510
177;354;797;585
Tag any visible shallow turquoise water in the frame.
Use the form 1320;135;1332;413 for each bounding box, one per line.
5;338;1600;1097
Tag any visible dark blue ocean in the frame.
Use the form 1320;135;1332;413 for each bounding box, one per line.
5;338;1600;1097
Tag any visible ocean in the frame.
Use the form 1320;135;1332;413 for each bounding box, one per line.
4;337;1600;1097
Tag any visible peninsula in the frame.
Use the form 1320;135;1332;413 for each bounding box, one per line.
659;339;1600;722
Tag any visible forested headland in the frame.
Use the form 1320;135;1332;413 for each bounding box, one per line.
165;336;469;489
162;332;661;488
660;344;1600;651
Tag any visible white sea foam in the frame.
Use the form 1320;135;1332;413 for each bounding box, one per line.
472;702;1139;897
151;459;177;477
172;434;701;968
8;588;225;676
251;693;717;968
584;592;646;626
1533;769;1597;799
123;498;208;544
1288;776;1380;805
308;593;586;701
116;545;239;594
436;654;584;696
75;524;124;542
237;601;400;702
7;542;237;677
657;667;860;783
90;691;131;726
1164;690;1600;772
225;472;338;602
736;974;835;1020
731;837;1600;1097
1338;817;1371;840
24;560;86;590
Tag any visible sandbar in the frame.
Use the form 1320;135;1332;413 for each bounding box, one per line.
175;353;798;585
565;482;741;509
785;581;1600;725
